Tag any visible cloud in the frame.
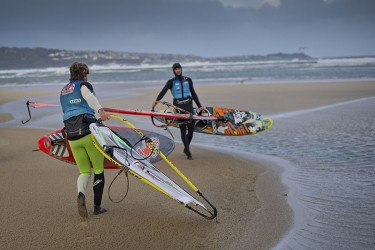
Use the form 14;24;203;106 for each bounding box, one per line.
217;0;281;9
0;0;374;57
215;0;342;9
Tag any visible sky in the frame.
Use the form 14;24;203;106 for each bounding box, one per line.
0;0;374;58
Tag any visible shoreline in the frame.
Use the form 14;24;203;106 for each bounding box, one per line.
195;144;293;249
1;80;375;249
1;77;374;88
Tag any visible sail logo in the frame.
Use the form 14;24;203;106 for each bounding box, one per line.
136;137;159;159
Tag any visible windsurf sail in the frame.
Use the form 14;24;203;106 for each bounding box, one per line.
91;114;217;220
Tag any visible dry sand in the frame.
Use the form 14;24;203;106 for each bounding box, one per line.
1;80;374;249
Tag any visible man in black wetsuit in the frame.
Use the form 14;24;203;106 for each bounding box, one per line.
152;63;204;160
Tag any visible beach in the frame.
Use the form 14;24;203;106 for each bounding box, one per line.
1;80;374;249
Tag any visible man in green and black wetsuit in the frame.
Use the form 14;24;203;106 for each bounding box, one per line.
60;62;110;218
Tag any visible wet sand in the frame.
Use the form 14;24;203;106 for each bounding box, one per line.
1;80;374;249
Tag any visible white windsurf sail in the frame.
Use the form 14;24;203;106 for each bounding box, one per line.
90;123;206;208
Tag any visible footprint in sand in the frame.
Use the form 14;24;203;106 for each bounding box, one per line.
79;221;88;227
78;236;94;243
0;138;9;146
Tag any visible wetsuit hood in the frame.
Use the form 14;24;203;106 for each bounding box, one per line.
172;63;182;77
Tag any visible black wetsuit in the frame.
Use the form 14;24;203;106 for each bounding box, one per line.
155;75;202;157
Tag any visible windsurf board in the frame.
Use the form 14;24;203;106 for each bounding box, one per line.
155;106;273;136
38;126;175;168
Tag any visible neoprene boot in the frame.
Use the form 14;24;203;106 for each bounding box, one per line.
94;205;107;215
93;172;107;215
184;148;193;159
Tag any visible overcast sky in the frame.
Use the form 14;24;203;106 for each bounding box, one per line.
1;0;374;58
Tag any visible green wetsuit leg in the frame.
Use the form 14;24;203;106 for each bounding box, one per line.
69;134;104;175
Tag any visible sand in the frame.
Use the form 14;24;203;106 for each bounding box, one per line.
1;80;374;249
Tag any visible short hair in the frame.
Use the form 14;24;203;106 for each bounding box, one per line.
69;62;90;81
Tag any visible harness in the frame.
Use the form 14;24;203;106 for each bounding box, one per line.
60;80;96;140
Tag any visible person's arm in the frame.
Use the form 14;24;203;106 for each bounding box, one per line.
81;84;110;121
188;78;203;109
81;84;102;112
152;80;172;107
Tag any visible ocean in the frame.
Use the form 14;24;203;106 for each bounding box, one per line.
196;97;375;249
1;56;375;249
1;56;375;87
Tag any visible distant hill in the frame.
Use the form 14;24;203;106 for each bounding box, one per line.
0;47;313;70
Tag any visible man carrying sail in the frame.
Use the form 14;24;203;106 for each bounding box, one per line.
60;62;110;218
